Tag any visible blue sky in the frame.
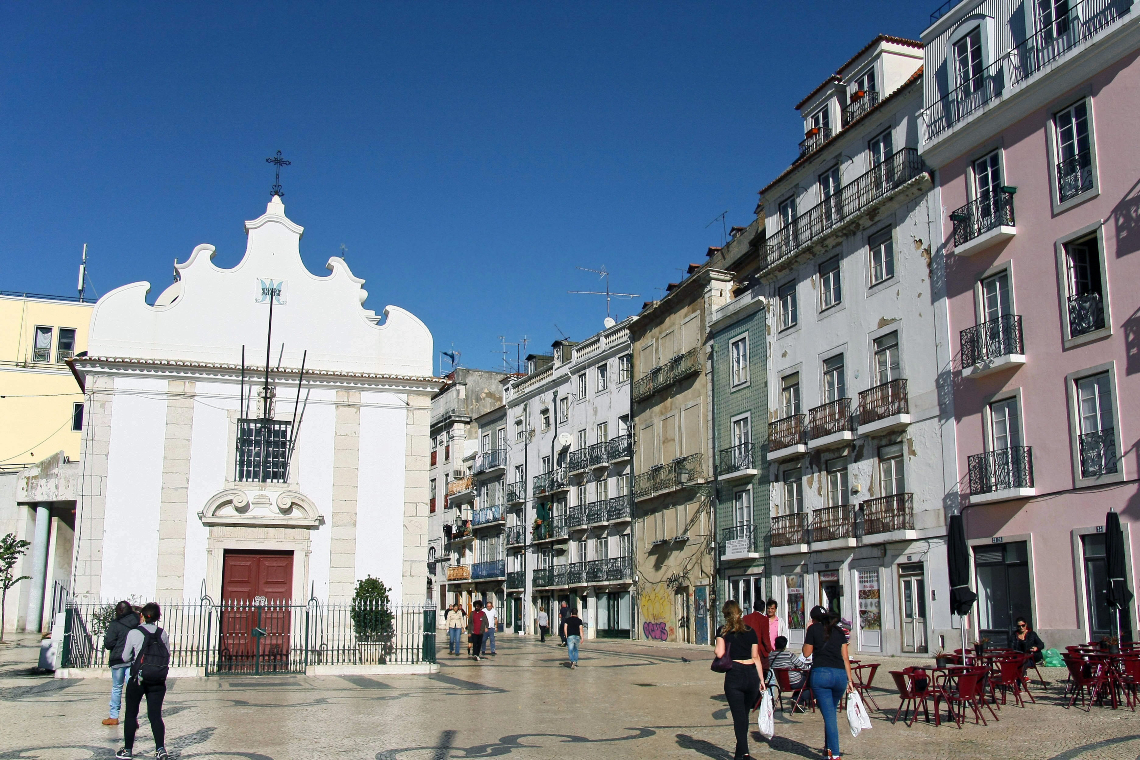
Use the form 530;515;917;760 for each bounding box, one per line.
1;2;932;374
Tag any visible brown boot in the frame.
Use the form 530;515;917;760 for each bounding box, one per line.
102;718;119;726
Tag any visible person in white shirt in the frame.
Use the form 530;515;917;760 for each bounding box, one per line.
536;609;549;642
482;600;498;656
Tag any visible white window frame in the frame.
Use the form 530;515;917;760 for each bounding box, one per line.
967;145;1007;205
596;361;609;392
945;17;995;95
577;372;587;399
618;353;632;384
1054;221;1112;348
981;388;1026;455
1046;95;1100;213
867;227;895;287
31;325;53;363
733;486;753;529
779;370;801;418
825;457;849;508
778;280;798;332
730;413;752;448
729;335;750;388
1065;361;1126;486
819;256;842;312
972;260;1017;326
56;327;77;362
781;467;803;516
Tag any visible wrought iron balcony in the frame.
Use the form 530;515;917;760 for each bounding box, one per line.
567;562;586;585
859;379;909;425
968;446;1034;496
842;90;880;126
811;506;855;542
472;559;505;580
587;441;608;467
950;191;1015;247
443;521;472;543
771;512;808;547
961;315;1024;368
798;126;833;158
446;564;471;581
633;453;704;500
506;525;526;546
606;494;632;522
568;449;589;473
506;481;526;504
532;515;568;542
719;524;758;558
923;0;1132;142
532;467;569;496
476;448;506;474
808;398;853;441
1057;152;1095;202
859;493;914;535
235;418;292;483
567;505;586;528
472;503;504;527
632;349;701;403
584;500;607;525
769;414;805;451
533;565;570;588
1079;429;1118;478
607;434;632;461
447;475;474;497
719;442;755;475
763;148;926;272
1068;292;1106;337
506;570;526;590
583;556;632;583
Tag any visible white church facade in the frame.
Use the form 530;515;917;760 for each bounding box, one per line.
70;195;438;605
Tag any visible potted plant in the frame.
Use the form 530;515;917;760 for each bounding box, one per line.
352;576;394;664
973;637;990;657
934;647;949;669
806;127;820;137
1100;635;1119;654
853;89;866;100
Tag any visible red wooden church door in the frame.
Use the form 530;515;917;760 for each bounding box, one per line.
218;551;295;673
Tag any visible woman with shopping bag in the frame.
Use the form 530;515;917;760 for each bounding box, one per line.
713;600;764;760
803;606;856;760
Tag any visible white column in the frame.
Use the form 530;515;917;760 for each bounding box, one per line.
25;504;52;632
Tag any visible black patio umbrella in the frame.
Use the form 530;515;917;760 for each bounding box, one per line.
1105;510;1134;642
948;514;977;659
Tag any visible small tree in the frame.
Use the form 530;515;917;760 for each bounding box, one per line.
351;576;394;644
0;534;32;643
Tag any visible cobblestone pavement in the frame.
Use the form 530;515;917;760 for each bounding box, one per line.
2;634;1137;760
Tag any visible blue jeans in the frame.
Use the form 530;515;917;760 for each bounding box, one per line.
448;627;461;654
811;667;848;758
482;627;496;654
567;635;581;664
109;665;129;718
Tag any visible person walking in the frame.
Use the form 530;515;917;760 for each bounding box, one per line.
482;600;498;656
741;602;774;677
765;599;787;649
536;608;549;643
562;607;585;668
803;605;855;760
445;603;465;656
101;601;138;726
715;600;763;760
116;602;170;760
557;600;569;647
469;600;488;661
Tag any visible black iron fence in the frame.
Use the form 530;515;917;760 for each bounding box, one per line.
719;442;755;474
587;441;608;467
505;524;526;546
798;126;833;158
769;414;805;451
968;446;1034;495
506;570;526;590
1079;429;1118;478
506;481;526;503
842;91;880;126
607;434;632;461
859;379;909;425
476;448;506;473
568;449;590;472
61;600;436;674
533;514;568;542
808;398;853;440
235;418;291;483
1057;152;1095;202
860;493;914;535
633;453;703;499
632;349;701;403
950;191;1016;247
961;314;1024;368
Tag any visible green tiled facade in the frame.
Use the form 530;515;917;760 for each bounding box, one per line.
711;298;769;613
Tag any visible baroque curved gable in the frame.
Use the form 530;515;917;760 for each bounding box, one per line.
199;488;324;529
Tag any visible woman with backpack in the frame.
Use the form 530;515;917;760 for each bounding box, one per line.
116;602;170;760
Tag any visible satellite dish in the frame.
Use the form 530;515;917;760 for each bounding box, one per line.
603;317;616;328
558;432;573;449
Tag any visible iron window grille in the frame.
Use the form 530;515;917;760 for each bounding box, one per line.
968;446;1034;495
1068;292;1105;337
961;314;1023;368
949;189;1016;246
858;379;909;425
719;443;754;474
1079;429;1118;478
235;418;292;483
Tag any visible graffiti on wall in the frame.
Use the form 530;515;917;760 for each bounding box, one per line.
639;584;675;642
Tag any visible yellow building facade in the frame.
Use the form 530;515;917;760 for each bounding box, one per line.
0;292;92;469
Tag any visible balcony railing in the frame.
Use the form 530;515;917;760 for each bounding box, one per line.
506;481;526;504
859;379;909;425
968;446;1034;495
567;505;586;528
811;506;855;542
632;348;701;403
476;448;506;473
763;148;926;272
961;315;1024;368
771;512;808;547
444;521;472;543
533;565;571;588
568;449;590;473
586;556;631;583
606;494;632;522
585;500;608;524
720;523;757;550
769;414;805;451
633;453;704;499
567;562;586;585
235;418;292;483
808;398;853;440
533;515;568;542
472;504;504;527
719;443;755;474
588;441;608;467
923;0;1133;142
472;559;505;580
859;493;914;535
842;91;880;126
506;525;526;546
1079;429;1118;478
798;126;833;158
1068;292;1106;337
533;467;569;496
446;565;471;581
1057;152;1095;202
607;434;632;461
447;475;474;497
506;570;526;590
950;191;1015;247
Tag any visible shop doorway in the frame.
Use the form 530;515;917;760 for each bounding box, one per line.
899;563;927;653
854;568;881;652
819;570;842;617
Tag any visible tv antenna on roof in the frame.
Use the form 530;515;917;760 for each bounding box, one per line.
706;210;728;246
554;324;570;341
568;265;639;321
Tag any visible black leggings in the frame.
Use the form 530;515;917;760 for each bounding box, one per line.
124;679;166;750
724;666;761;759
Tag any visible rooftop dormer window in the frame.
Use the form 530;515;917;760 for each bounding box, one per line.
810;106;831;133
800;104;833;159
844;67;880;126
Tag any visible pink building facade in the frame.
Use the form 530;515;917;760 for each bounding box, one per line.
921;0;1139;648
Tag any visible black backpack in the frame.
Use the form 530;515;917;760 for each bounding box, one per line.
131;628;170;685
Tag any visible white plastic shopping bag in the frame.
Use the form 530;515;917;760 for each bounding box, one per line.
757;689;775;740
846;690;873;737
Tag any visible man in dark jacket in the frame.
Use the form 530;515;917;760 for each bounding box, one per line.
102;601;138;726
558;601;570;647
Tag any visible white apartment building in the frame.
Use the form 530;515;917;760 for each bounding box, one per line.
757;36;956;656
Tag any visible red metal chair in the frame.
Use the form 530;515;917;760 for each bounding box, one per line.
891;668;943;726
1062;654;1110;711
772;667;813;713
994;654;1035;707
1117;656;1140;711
851;662;880;710
940;668;988;728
